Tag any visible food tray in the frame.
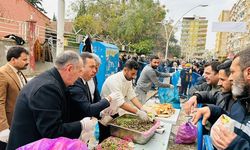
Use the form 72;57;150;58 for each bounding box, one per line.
108;114;160;144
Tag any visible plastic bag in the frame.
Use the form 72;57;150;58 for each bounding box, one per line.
17;137;88;150
175;122;197;144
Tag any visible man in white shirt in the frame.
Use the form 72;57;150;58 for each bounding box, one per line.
101;59;151;119
0;46;29;149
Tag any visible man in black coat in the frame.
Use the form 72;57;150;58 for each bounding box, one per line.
7;51;96;150
68;52;119;121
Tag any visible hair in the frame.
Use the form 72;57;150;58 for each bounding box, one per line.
80;52;95;65
204;61;221;73
124;59;139;70
54;51;81;69
217;59;232;76
234;47;250;71
91;53;101;65
149;55;159;61
6;46;29;61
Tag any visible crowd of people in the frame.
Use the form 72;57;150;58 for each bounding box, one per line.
0;45;249;150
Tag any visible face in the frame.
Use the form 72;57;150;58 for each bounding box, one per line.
13;52;29;70
81;58;97;81
150;59;160;69
229;57;248;97
204;66;219;86
66;59;84;86
217;70;231;93
123;68;137;81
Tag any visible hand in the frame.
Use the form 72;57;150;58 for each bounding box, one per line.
80;117;97;132
169;84;174;89
99;115;113;126
211;124;237;150
192;106;211;125
136;110;149;121
184;96;198;115
107;92;122;103
141;106;157;115
0;129;10;143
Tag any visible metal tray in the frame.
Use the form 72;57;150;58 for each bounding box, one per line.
108;114;160;144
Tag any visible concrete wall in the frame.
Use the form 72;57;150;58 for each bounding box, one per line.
0;39;79;77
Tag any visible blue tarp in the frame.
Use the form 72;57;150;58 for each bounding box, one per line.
158;71;181;109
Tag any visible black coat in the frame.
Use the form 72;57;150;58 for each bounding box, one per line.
68;78;110;121
7;68;82;150
208;97;250;150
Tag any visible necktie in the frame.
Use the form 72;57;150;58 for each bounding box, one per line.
17;71;26;87
85;82;92;103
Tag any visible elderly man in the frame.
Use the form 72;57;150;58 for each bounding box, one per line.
7;51;96;150
192;48;250;150
0;46;29;149
135;55;173;104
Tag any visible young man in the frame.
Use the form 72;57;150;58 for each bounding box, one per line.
192;48;250;150
184;60;233;114
0;46;29;149
189;61;221;96
135;55;173;104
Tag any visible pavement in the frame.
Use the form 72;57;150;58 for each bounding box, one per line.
146;91;196;150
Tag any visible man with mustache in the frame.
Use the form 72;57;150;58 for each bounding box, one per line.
0;46;29;150
192;48;250;150
184;60;233;115
135;55;173;104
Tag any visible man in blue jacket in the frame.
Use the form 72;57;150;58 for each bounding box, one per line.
192;48;250;150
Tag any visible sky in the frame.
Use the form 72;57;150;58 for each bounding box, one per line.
42;0;238;50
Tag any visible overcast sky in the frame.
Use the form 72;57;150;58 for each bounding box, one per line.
42;0;238;50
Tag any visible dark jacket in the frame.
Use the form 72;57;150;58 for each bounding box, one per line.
195;91;234;112
7;68;82;150
68;78;110;121
208;97;250;150
189;82;220;96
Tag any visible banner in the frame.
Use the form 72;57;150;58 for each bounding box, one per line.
212;22;247;33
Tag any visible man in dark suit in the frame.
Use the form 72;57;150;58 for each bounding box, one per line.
7;51;96;150
0;46;29;150
68;52;119;121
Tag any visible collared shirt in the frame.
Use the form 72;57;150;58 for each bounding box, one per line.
81;78;92;102
8;63;24;88
101;71;136;106
87;78;95;101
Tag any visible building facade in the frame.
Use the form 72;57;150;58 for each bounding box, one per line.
227;0;250;54
180;16;208;60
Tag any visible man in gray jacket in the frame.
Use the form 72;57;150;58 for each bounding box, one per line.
135;55;173;104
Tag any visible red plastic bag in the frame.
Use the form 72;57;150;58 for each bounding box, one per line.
175;122;197;144
17;137;88;150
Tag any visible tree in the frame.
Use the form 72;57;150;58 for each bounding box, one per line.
71;0;180;55
28;0;47;13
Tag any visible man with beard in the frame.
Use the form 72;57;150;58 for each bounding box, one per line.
184;60;233;114
192;48;250;149
100;60;154;142
135;55;173;104
0;46;29;149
